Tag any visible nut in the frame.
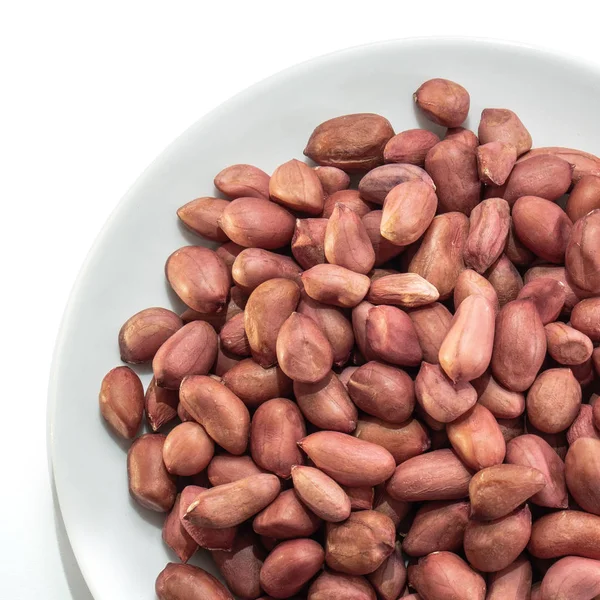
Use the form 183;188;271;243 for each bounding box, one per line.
506;434;568;508
566;174;600;222
155;563;234;600
166;246;231;313
184;473;281;529
424;140;481;214
571;298;600;341
407;302;453;363
566;209;600;294
214;164;270;200
301;264;371;308
128;434;176;512
408;212;469;299
269;158;325;215
373;488;411;527
517;277;566;325
322;189;372;218
219;312;250;356
232;248;301;293
144;377;178;432
253;489;321;539
517;146;600;182
505;217;536;266
463;198;511;273
454;269;499;313
358;163;435;204
177;197;230;241
162;493;198;563
179;375;250;455
325;510;395;575
298;431;395;487
207;454;266;487
347;361;415;424
291;218;327;269
380;180;438;246
387;448;473;501
384;128;440;165
218;197;296;249
367;541;406;600
293;371;358;433
351;300;377;361
471;370;525;419
403;500;470;557
414;78;470;127
367;273;440;308
486;254;524;308
476;142;517;185
308;571;377;600
445;126;479;148
497;417;525;444
216;241;244;272
244;278;300;367
469;464;546;520
314;165;350;195
343;486;374;511
540;556;600;600
545;322;593;366
99;366;144;439
478;108;532;156
250;398;306;478
118;307;183;364
361;210;405;266
260;539;325;599
486;556;532;600
163;422;215;476
565;438;600;516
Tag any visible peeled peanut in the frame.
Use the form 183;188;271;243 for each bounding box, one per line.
358;163;435;204
212;529;265;600
214;164;270;200
347;361;415;423
414;78;470;127
366;305;422;367
407;302;452;363
464;505;532;572
566;437;600;515
469;464;546;520
314;165;350;195
384;128;440;165
219;197;296;249
367;273;439;308
163;422;214;476
464;198;511;273
529;510;600;560
302;264;371;308
177;197;230;242
408;551;486;600
517;277;566;325
486;556;532;600
355;415;430;464
476;142;517;186
251;398;306;478
518;146;600;182
567;175;600;222
260;538;325;599
445;126;479;148
367;542;406;600
184;473;280;529
540;556;600;600
166;246;230;313
486;254;523;308
403;500;469;556
291;218;327;269
128;434;176;512
253;489;322;539
506;217;536;266
179;485;237;550
526;368;581;434
326;510;395;575
491;299;546;392
380;180;438;246
145;377;178;432
471;371;525;419
207;454;266;487
299;431;395;487
322;189;372;218
409;212;469;298
231;249;301;293
424;140;481;214
546;322;593;366
308;571;376;600
325;203;375;274
269;158;324;215
155;563;234;600
439;294;495;383
294;371;357;433
478;108;532;156
361;210;405;266
387;449;473;501
244;278;300;367
415;361;477;423
504;155;573;205
506;434;568;508
447;404;506;470
118;307;183;364
162;493;198;563
567;404;600;445
572;298;600;341
99;366;144;439
566;209;600;294
179;375;250;455
304;113;394;171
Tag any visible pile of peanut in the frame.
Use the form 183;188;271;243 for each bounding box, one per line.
100;77;600;600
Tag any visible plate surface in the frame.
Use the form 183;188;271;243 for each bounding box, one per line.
49;38;600;599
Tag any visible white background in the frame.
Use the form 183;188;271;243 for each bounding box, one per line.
1;1;600;598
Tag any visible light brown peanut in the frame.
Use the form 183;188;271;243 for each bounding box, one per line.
414;78;470;127
214;164;270;200
566;174;600;222
566;209;600;295
545;322;593;366
407;302;453;363
540;556;600;600
155;563;234;600
308;571;376;600
367;273;439;308
314;165;350;195
476;141;517;185
269;158;324;215
177;197;230;242
384;128;440;165
358;163;435;204
99;366;144;439
302;264;371;308
291;218;327;269
163;422;214;476
565;438;600;516
478;108;532;155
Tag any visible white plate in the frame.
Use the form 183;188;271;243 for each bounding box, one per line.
49;37;600;599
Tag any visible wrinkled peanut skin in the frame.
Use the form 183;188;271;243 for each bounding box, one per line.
308;571;377;600
384;128;440;165
99;366;144;439
177;197;230;242
517;277;566;325
566;209;600;295
566;175;600;222
486;254;524;308
414;78;470;127
358;163;435;205
156;563;234;600
214;164;270;200
540;556;600;600
486;556;532;600
565;438;600;516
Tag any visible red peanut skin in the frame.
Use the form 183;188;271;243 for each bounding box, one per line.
156;563;234;600
540;556;600;600
565;438;600;516
486;555;532;600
